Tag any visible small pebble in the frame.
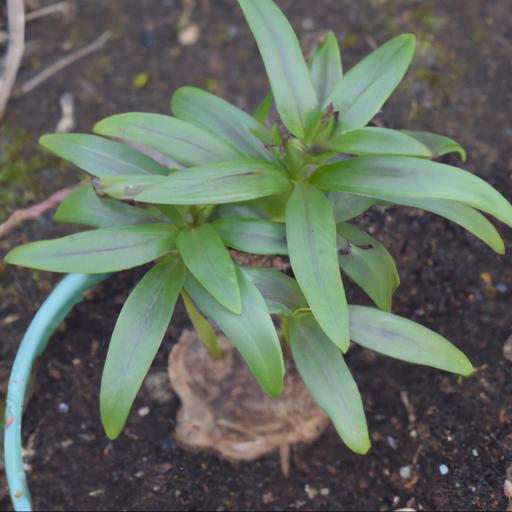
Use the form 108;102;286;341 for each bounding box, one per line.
178;24;200;46
320;488;330;496
134;471;144;478
138;406;150;417
387;436;398;449
399;466;412;479
72;358;81;366
88;489;105;497
503;334;512;362
472;448;479;457
301;17;315;30
305;484;318;499
58;403;69;414
60;439;73;449
496;282;508;293
439;464;449;475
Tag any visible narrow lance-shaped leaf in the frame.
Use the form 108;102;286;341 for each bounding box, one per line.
381;197;505;254
178;224;241;314
172;87;273;161
400;130;466;161
185;268;284;397
337;223;399;311
242;267;307;315
94;113;246;166
100;256;185;439
54;185;168;228
312;156;512;228
348;305;474;376
133;161;292;205
238;0;319;140
308;31;342;105
252;91;273;125
289;313;370;454
181;290;222;359
39;133;169;177
323;127;431;157
328;191;376;222
4;224;177;273
213;217;288;255
285;182;350;351
326;34;416;131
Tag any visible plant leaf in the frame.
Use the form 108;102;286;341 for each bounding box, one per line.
252;91;273;125
337;222;399;311
178;224;241;314
54;185;167;227
312;156;512;227
94;113;246;166
134;161;292;205
328;191;376;222
4;224;177;273
238;0;319;140
172;86;273;161
285;182;349;351
39;133;168;177
324;127;431;157
100;256;184;439
95;175;168;200
181;290;222;359
308;31;342;105
327;34;416;131
400;130;466;161
383;197;505;254
185;268;284;397
242;267;307;315
213;217;288;255
348;305;474;375
289;312;370;454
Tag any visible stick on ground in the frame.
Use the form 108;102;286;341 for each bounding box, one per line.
0;0;25;120
13;30;111;98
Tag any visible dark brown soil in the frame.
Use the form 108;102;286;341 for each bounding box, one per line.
1;1;512;510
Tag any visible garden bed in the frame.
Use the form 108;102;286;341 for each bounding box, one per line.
1;1;511;510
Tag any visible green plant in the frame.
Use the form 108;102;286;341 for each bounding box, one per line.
5;0;511;454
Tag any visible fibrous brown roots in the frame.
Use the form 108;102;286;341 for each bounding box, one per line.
168;330;329;475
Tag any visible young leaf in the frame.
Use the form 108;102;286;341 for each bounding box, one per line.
181;290;222;359
328;191;376;222
308;31;342;105
289;312;370;454
285;183;349;351
213;217;288;255
327;34;416;131
238;0;319;140
172;86;273;161
337;223;399;311
252;91;273;125
242;267;307;315
39;133;168;177
324;127;431;157
185;268;284;397
399;130;466;161
382;197;505;254
312;156;512;228
178;224;241;314
4;224;177;273
94;113;247;166
54;185;167;228
100;256;185;439
134;161;292;205
348;305;474;376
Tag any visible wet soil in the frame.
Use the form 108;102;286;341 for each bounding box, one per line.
1;0;512;510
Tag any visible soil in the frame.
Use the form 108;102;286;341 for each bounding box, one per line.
1;0;512;510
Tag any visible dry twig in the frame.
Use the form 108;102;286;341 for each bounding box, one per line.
0;184;79;239
0;0;25;120
25;1;70;22
13;30;111;97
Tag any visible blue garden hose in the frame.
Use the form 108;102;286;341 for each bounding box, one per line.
4;273;111;511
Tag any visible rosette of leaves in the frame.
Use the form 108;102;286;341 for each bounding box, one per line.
6;0;512;454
